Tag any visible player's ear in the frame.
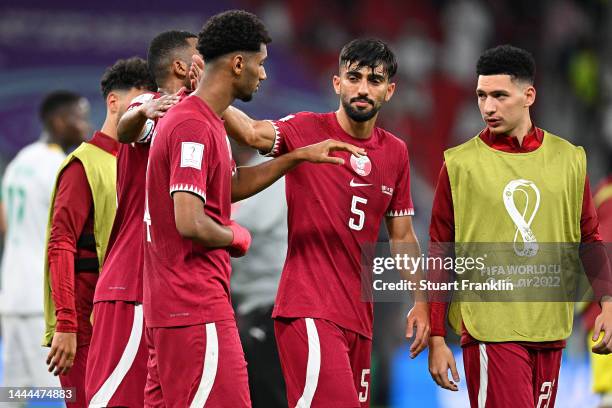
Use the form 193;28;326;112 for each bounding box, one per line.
332;75;341;95
232;54;244;76
524;85;536;107
384;82;396;102
106;91;120;114
174;58;188;78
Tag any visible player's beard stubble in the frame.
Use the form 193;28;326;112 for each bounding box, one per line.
341;95;381;122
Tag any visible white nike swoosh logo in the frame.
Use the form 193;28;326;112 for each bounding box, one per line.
350;179;372;187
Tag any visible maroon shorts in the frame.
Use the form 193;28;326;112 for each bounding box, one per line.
85;301;147;407
463;342;562;408
144;319;250;408
274;317;372;407
59;344;88;408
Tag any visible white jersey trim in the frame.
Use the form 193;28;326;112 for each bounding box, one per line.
295;318;321;408
260;120;282;157
89;304;144;408
190;323;219;408
478;343;488;408
170;184;206;204
385;208;415;217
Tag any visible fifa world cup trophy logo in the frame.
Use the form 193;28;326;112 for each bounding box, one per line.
502;179;541;257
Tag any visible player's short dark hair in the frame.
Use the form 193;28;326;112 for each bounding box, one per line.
148;30;197;83
39;90;83;124
339;38;398;80
100;57;157;99
196;10;271;61
476;45;536;84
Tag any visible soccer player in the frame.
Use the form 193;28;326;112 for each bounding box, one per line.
43;57;155;407
223;38;429;407
0;91;87;390
85;30;197;408
426;45;612;407
586;175;612;407
144;10;365;407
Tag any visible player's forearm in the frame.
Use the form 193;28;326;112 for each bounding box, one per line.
387;219;428;302
117;107;148;144
48;248;78;332
231;150;303;202
224;106;275;152
173;193;234;248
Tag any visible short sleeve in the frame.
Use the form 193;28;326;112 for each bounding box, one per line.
168;120;210;204
127;92;158;144
264;113;308;157
386;143;415;217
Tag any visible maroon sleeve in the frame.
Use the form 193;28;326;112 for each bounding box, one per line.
581;175;602;243
47;160;93;333
579;175;612;302
428;163;454;337
168;120;210;203
265;113;307;157
385;143;414;217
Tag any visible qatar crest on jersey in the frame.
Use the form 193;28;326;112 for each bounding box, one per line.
350;154;372;176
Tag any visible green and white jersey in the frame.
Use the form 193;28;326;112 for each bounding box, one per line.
0;141;66;314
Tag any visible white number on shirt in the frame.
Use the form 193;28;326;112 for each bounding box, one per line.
5;185;26;227
358;368;370;402
349;195;368;231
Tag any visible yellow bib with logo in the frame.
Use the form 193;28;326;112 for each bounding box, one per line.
445;131;585;342
42;142;117;346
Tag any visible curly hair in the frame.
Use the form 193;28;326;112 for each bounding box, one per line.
100;57;157;98
197;10;271;61
339;38;398;79
477;45;536;84
148;30;197;83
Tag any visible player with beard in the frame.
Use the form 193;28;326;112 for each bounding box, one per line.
223;38;429;407
84;31;198;408
144;11;365;407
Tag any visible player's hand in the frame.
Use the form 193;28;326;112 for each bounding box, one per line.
228;221;251;257
46;331;77;376
406;301;430;358
140;94;180;120
592;300;612;354
190;54;205;90
295;139;366;165
428;336;460;391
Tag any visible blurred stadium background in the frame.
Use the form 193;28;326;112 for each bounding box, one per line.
1;0;611;406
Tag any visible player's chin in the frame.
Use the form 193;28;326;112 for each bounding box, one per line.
238;92;254;102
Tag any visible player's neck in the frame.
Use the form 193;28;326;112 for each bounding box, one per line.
159;77;184;95
100;115;119;141
193;77;233;117
335;108;376;140
505;117;533;146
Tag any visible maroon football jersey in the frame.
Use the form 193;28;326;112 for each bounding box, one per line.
96;92;160;303
144;95;235;328
269;112;414;338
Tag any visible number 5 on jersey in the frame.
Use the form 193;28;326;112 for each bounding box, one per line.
349;195;368;231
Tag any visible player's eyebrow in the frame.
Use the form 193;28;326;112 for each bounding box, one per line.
367;73;386;82
346;69;363;77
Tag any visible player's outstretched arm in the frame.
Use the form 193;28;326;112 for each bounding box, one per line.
231;139;366;202
386;216;430;358
173;192;251;256
117;94;179;143
224;106;278;152
428;336;460;391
